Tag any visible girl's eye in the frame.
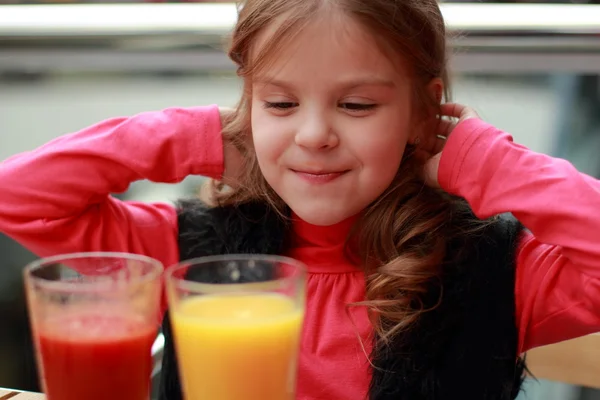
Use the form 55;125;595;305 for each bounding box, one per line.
262;101;377;113
339;103;378;112
263;102;298;110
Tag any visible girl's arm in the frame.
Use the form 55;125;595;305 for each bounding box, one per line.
439;118;600;354
0;105;224;269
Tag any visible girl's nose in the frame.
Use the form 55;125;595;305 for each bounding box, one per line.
294;111;339;150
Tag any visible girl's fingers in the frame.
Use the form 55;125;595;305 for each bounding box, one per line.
439;103;479;120
414;103;479;164
437;118;456;138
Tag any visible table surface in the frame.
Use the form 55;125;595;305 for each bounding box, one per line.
0;388;44;399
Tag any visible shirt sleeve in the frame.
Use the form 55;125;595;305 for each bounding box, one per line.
438;118;600;353
0;105;224;270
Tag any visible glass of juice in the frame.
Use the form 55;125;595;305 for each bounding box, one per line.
165;254;307;400
24;252;163;400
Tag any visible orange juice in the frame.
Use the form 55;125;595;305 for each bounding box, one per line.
171;293;303;400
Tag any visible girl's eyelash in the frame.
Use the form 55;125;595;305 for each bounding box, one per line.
263;102;378;111
340;103;377;111
263;102;298;110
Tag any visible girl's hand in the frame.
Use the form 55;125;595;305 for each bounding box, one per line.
421;103;480;188
219;107;244;186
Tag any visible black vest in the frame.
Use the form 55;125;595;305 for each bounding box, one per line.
159;199;527;400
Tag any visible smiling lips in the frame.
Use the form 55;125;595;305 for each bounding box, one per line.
291;169;349;184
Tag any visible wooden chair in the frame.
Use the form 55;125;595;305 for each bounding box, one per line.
525;334;600;389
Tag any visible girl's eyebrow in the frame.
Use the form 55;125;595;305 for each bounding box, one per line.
254;76;396;90
340;77;396;90
253;77;295;91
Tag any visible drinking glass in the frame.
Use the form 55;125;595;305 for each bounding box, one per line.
165;254;307;400
24;252;163;400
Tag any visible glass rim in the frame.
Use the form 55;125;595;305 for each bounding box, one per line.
23;251;163;293
165;254;307;294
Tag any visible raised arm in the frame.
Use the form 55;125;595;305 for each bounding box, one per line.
0;105;224;269
439;118;600;353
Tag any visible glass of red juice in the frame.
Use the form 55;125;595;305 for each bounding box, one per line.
23;252;163;400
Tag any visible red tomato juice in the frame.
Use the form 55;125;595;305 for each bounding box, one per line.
37;314;157;400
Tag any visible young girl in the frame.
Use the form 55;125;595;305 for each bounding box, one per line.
1;0;600;399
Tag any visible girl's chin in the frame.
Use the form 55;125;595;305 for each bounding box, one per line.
289;204;360;227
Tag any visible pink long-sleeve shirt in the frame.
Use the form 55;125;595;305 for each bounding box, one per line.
1;106;599;399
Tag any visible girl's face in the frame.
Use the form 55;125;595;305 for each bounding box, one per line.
251;13;417;226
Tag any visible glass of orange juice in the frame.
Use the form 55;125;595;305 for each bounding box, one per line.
165;254;306;400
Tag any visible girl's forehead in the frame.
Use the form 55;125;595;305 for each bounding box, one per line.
250;11;407;82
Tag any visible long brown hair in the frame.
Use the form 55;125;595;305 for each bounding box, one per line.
211;0;480;343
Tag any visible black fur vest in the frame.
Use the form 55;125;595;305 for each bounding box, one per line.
159;199;527;400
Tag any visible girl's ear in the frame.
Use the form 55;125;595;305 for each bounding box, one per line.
408;78;445;150
427;77;444;104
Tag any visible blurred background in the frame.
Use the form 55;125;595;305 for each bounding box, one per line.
1;1;599;399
